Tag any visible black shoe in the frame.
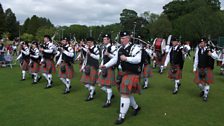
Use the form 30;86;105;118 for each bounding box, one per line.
143;85;148;89
200;91;204;97
133;106;141;116
203;96;208;102
45;85;52;89
85;96;94;101
63;90;70;94
20;79;25;81
172;89;178;94
37;76;42;82
102;102;111;108
115;117;125;125
32;82;37;84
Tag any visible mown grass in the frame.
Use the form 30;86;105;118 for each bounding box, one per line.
0;58;224;126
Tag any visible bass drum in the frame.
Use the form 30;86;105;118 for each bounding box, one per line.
154;38;163;52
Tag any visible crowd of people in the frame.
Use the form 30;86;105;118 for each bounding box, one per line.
1;32;223;125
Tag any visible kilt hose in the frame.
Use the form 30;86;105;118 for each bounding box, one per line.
40;59;56;74
194;68;213;85
59;62;74;79
168;65;182;80
97;67;116;88
80;66;98;85
21;59;30;71
141;64;152;78
119;73;141;95
29;61;40;73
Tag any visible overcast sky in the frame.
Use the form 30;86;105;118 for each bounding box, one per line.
1;0;224;26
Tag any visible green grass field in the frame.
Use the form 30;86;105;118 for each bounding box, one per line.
0;59;224;126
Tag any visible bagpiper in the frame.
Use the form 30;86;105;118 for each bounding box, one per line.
16;42;30;81
193;38;218;101
40;35;56;89
164;36;185;94
29;41;41;84
80;37;100;101
98;33;117;108
102;31;142;125
56;38;75;94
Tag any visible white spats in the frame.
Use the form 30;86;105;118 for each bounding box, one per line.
89;86;95;98
119;97;130;119
130;96;138;109
204;85;210;97
107;88;112;102
22;70;26;79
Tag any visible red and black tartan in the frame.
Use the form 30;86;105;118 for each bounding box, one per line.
119;73;141;95
80;66;98;85
194;68;213;84
40;59;56;74
141;64;152;78
59;62;74;79
168;65;182;80
97;68;116;88
29;61;40;73
21;59;30;71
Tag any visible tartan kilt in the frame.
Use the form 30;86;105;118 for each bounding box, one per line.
59;62;74;79
29;62;40;73
168;65;182;80
194;68;213;84
97;68;116;88
119;73;141;95
141;64;152;78
80;66;98;85
21;59;30;71
155;51;166;65
40;59;56;74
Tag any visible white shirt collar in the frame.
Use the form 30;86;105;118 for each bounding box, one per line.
124;42;131;49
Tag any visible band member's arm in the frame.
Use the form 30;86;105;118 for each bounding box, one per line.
43;43;54;53
104;50;118;68
164;48;172;67
63;47;74;57
56;54;62;65
21;47;29;55
108;46;117;58
193;47;199;72
126;46;141;64
89;47;100;60
161;39;166;54
209;50;218;60
16;53;22;60
145;48;153;59
30;50;40;59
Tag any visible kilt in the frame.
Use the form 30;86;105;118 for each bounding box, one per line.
119;73;141;95
97;68;116;88
194;68;213;84
40;59;56;74
80;66;98;85
155;51;166;65
168;65;182;80
29;61;40;73
141;64;152;78
59;62;74;79
21;59;29;71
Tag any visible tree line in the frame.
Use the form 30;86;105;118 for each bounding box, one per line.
0;0;223;44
